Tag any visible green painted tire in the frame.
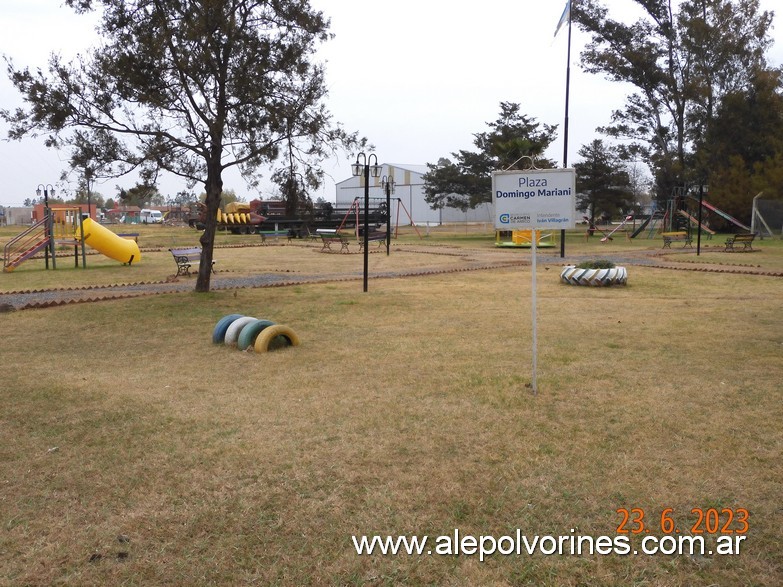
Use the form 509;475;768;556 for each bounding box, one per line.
253;324;300;353
212;314;244;344
224;316;258;346
237;319;276;351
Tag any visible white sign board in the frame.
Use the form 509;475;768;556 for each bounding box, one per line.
492;168;576;230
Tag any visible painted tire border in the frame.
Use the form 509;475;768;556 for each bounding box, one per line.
253;324;301;353
560;265;628;286
237;319;276;351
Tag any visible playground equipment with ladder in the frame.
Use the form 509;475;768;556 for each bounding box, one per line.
628;189;751;241
3;206;141;272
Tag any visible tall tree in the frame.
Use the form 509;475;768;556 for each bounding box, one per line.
574;139;634;226
574;0;774;200
2;0;356;291
422;102;557;210
704;67;783;223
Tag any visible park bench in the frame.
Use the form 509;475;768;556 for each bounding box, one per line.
258;230;292;245
724;233;756;252
302;226;321;242
117;232;139;242
661;231;693;248
169;246;216;277
358;231;388;251
317;229;350;253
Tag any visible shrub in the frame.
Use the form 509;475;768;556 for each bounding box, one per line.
576;259;616;269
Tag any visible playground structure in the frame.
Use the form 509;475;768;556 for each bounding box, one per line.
337;197;421;240
628;190;753;240
495;230;555;248
583;215;633;242
3;206;141;272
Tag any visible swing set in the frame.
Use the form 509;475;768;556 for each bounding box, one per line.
336;197;423;239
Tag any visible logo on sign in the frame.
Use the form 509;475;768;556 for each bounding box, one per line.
499;213;531;224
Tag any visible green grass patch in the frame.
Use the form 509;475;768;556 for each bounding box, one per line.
0;225;782;585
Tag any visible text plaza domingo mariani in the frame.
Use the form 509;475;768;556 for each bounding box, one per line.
495;175;572;200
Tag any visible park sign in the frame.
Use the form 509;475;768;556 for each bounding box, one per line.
492;168;576;230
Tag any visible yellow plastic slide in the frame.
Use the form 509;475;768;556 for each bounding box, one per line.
76;218;141;264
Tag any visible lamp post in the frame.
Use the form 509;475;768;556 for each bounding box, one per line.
696;183;705;256
36;184;55;209
85;169;94;221
36;184;56;269
381;175;395;256
351;153;381;292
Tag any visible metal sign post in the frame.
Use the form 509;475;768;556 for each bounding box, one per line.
492;165;576;395
530;228;538;394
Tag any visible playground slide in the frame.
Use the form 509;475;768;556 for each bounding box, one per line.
630;216;652;238
678;210;716;234
688;196;751;231
76;218;141;264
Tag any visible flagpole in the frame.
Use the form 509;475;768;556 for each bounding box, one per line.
560;1;573;258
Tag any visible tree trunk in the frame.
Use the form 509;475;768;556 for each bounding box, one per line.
196;160;223;292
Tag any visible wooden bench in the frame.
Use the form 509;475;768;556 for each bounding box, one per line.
117;232;139;242
258;230;292;245
661;231;693;248
317;229;350;253
358;231;388;251
169;247;216;277
724;233;756;252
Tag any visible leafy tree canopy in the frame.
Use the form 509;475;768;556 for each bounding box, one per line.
574;139;635;223
574;0;775;202
704;67;783;221
422;102;557;211
2;0;357;291
118;183;161;208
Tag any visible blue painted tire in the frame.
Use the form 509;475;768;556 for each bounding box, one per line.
237;319;276;351
212;314;245;344
253;324;300;353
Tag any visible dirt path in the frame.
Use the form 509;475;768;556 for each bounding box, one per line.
2;245;779;312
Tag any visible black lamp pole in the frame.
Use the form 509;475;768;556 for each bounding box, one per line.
36;184;56;269
381;175;395;256
352;153;381;292
697;183;704;256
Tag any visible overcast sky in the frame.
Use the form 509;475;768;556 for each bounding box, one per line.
1;0;781;207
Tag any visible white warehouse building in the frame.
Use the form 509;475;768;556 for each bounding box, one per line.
334;163;492;226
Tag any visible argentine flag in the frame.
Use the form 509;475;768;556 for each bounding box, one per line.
554;0;571;38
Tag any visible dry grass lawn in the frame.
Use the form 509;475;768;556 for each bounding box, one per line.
1;226;782;586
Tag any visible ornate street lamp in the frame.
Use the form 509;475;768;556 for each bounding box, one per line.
352;153;382;292
381;175;395;256
36;184;55;209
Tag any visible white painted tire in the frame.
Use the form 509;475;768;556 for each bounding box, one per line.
223;316;257;346
560;265;627;286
